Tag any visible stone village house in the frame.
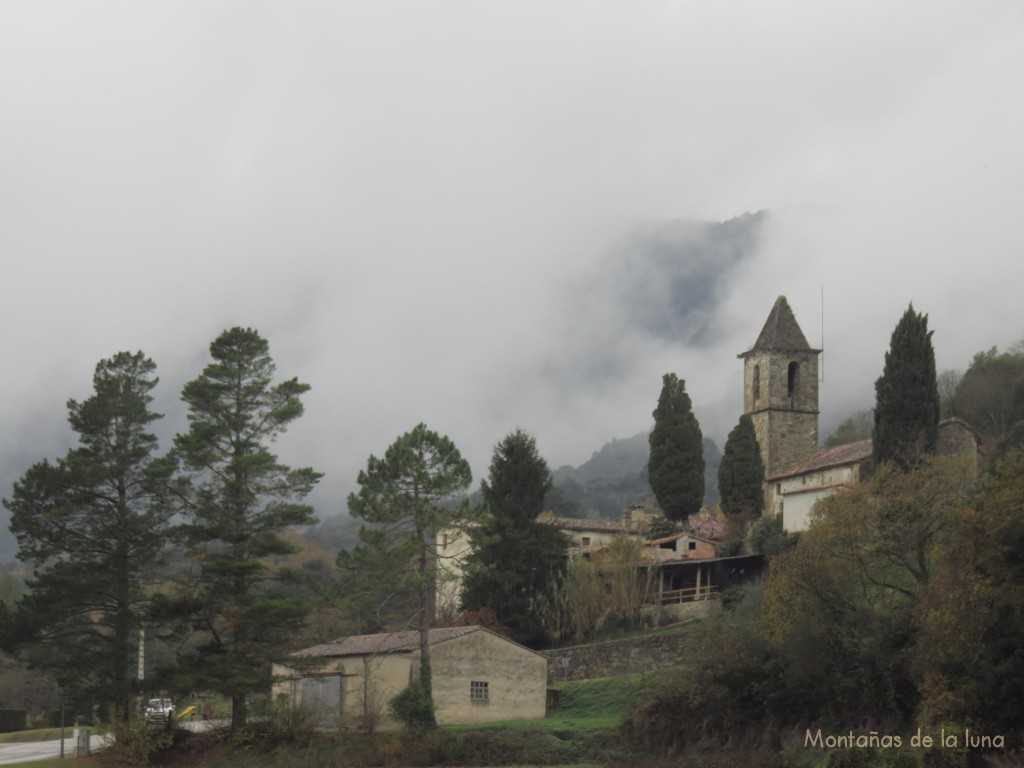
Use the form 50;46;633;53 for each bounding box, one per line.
272;625;548;728
437;502;764;626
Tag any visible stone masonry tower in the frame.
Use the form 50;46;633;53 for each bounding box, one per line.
738;296;821;479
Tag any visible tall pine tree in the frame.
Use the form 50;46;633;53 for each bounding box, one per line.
460;430;568;648
873;305;940;470
343;423;474;730
173;328;322;732
648;373;705;521
4;352;174;722
718;413;765;520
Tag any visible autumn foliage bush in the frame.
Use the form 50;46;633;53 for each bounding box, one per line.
628;452;1024;756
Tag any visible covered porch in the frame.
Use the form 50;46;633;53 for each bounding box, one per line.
646;554;767;605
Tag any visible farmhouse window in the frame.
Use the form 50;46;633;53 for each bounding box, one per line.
470;681;489;702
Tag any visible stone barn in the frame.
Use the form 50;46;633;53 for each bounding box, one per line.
272;625;548;728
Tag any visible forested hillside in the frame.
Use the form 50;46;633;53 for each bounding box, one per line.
550;431;721;519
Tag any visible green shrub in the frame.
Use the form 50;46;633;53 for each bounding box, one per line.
748;513;799;558
112;717;175;768
719;584;748;612
388;679;435;731
239;695;320;746
625;621;786;754
715;538;743;557
386;727;575;766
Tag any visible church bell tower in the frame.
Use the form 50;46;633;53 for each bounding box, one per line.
738;296;821;478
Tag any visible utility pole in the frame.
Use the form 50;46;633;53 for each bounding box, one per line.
138;627;145;681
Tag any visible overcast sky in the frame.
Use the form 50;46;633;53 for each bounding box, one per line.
2;2;1022;551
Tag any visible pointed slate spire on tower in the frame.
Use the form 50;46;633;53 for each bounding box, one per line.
748;295;814;354
737;294;821;486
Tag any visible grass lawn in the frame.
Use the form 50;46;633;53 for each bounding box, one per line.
547;674;647;730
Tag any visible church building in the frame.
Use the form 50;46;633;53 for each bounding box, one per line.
740;295;979;532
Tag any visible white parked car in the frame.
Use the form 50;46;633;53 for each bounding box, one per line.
145;698;174;722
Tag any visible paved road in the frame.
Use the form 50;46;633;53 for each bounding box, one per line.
0;721;224;765
0;732;113;765
0;738;64;765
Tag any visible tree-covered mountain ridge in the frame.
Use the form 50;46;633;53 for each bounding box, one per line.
549;430;721;520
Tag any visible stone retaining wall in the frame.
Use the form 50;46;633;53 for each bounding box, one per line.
542;602;715;683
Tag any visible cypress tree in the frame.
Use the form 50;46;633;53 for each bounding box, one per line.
718;413;765;519
648;373;705;521
873;305;940;470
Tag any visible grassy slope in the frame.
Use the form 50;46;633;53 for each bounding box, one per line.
546;675;647;732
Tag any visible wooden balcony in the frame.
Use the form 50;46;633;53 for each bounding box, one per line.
650;584;719;605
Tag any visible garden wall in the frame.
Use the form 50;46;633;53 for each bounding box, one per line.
543;603;714;683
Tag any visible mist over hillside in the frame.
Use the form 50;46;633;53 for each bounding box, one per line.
1;213;763;563
611;211;766;347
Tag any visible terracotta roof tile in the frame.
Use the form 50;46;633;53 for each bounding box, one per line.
547;517;628;533
291;626;479;658
767;439;872;481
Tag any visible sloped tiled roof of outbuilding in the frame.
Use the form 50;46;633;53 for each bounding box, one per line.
767;439;873;481
548;517;628;533
291;626;479;658
740;295;819;356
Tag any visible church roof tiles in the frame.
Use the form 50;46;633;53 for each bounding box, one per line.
766;438;873;481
